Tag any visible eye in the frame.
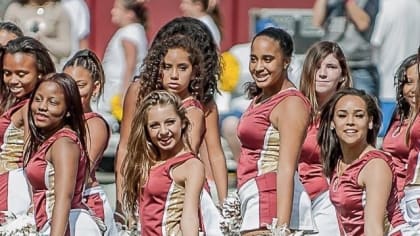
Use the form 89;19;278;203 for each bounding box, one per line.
149;123;159;129
263;57;273;63
17;72;26;77
3;70;11;76
163;64;171;70
249;56;257;63
34;96;42;102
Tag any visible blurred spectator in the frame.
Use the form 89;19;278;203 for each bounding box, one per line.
180;0;221;47
61;0;90;55
0;21;23;46
313;0;380;98
4;0;72;69
370;0;420;101
96;0;148;125
0;0;13;18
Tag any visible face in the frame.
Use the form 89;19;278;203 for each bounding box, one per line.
161;48;193;99
249;36;288;92
64;66;99;111
0;30;18;46
31;81;67;134
3;52;39;99
111;0;130;26
403;64;419;108
147;104;185;158
315;53;343;98
332;95;372;148
179;0;196;17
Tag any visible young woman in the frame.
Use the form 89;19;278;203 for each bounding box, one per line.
99;0;148;115
401;48;420;229
24;73;101;235
63;49;117;236
382;54;419;197
236;27;315;235
0;21;23;115
298;41;351;235
123;90;204;235
318;88;409;235
114;17;227;224
0;36;55;220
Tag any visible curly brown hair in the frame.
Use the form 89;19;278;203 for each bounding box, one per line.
136;17;220;106
137;34;206;103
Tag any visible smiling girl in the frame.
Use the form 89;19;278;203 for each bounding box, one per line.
63;49;117;235
24;73;101;235
298;41;352;235
236;27;315;235
123;90;204;235
0;36;55;221
318;88;411;235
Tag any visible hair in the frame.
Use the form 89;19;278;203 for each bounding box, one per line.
24;73;87;167
137;34;205;102
137;17;220;106
392;54;419;129
0;21;23;38
15;0;60;4
300;41;352;123
317;88;382;177
123;90;191;215
405;48;420;145
121;0;148;30
0;36;55;114
63;49;105;99
244;27;294;99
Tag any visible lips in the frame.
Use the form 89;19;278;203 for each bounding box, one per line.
34;113;48;122
167;83;179;89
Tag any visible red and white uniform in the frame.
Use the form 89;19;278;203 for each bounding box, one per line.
25;128;100;235
237;88;315;233
182;98;223;235
139;152;203;235
82;112;117;236
402;115;420;227
330;150;406;235
298;121;339;235
0;99;31;221
382;119;410;196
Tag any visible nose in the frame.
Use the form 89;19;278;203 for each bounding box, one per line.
254;59;264;71
346;115;355;126
158;124;170;136
37;100;48;111
170;68;179;79
318;66;327;79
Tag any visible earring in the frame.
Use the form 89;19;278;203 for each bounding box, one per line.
66;112;70;118
92;93;98;103
330;126;335;130
284;64;289;69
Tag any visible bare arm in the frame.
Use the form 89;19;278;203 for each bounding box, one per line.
312;0;328;27
85;117;109;186
121;39;138;97
204;101;228;201
115;81;140;221
271;96;309;227
185;107;205;153
79;37;89;50
48;137;80;236
359;158;392;235
345;1;371;32
173;158;205;235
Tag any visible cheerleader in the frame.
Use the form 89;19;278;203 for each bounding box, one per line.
298;41;352;235
123;90;205;235
24;73;101;235
63;49;117;235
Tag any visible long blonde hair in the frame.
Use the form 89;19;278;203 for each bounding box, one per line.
122;90;191;216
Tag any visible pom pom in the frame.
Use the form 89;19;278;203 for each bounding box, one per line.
219;192;242;235
0;212;37;236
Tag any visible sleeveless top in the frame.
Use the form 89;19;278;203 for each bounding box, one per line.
140;152;197;235
329;150;405;235
25;128;88;230
406;115;420;186
382;119;409;193
298;121;329;200
0;99;28;173
236;88;311;188
84;112;110;184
